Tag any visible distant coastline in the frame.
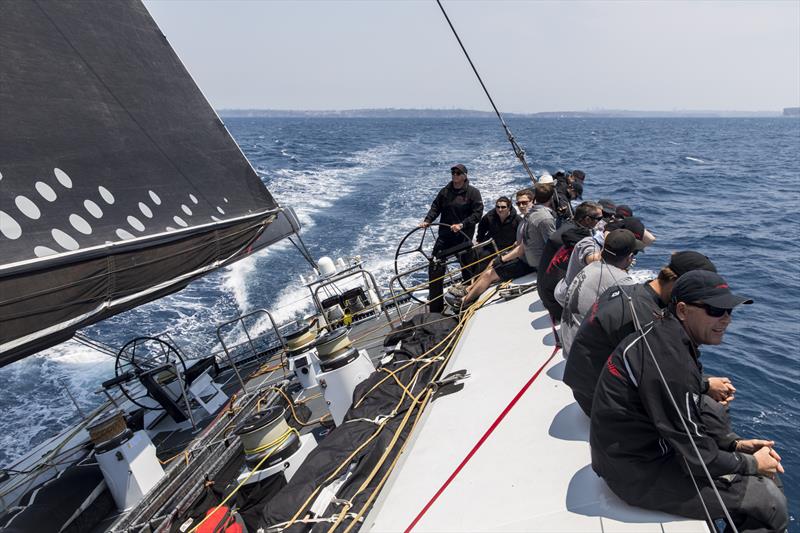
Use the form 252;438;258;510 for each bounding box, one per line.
217;108;788;119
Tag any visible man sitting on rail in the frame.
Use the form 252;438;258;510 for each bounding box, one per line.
591;270;788;532
472;195;521;273
446;183;555;310
560;229;643;354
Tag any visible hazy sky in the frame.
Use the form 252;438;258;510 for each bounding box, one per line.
143;0;800;113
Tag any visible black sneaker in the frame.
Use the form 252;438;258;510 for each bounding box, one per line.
443;291;464;309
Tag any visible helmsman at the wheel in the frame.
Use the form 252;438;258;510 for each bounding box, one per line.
420;164;483;313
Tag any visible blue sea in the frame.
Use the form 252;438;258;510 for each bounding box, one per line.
2;117;798;525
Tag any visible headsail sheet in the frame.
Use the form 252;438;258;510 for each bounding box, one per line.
0;0;285;365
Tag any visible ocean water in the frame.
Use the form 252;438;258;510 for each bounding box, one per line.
1;117;798;524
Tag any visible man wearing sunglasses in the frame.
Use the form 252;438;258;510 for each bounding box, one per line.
420;164;484;312
591;270;787;532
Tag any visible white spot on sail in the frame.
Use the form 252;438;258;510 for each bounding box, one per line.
216;206;225;215
116;228;135;240
223;197;229;203
165;226;176;232
36;181;57;202
149;190;161;205
127;216;145;232
139;202;153;218
181;204;192;216
189;194;198;204
99;186;115;204
52;228;79;250
84;199;103;218
211;216;221;222
173;216;188;227
34;246;58;258
1;211;22;240
15;196;41;219
54;168;73;188
69;214;92;235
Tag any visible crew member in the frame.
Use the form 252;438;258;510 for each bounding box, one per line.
420;164;483;313
560;228;643;354
475;196;520;268
448;184;553;309
591;270;787;532
536;201;603;326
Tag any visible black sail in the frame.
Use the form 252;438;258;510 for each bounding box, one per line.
0;0;290;365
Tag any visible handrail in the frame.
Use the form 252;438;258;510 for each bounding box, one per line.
310;267;390;329
215;309;289;390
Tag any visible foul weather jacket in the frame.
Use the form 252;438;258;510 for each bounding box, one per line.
424;179;484;242
476;209;520;252
564;282;664;415
590;315;758;505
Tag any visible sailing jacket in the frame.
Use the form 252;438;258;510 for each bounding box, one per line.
424;179;484;241
476;209;520;252
564;282;664;415
590;315;758;502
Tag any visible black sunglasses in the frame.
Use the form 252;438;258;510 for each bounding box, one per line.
587;214;603;220
495;204;509;210
686;302;733;318
451;170;464;175
516;200;531;206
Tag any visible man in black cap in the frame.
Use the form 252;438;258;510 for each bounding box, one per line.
564;250;730;416
420;164;483;312
560;229;643;354
591;271;787;532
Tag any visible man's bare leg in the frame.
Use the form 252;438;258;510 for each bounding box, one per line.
462;266;500;305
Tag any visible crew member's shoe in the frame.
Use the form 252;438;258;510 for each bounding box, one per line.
443;291;464;310
448;283;468;298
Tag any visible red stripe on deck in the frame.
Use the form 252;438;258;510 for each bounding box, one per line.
405;345;560;532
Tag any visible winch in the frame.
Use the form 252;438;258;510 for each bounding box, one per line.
88;409;164;511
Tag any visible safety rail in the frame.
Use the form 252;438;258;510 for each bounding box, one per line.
215;309;289;390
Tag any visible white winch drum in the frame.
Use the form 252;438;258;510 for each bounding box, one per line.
314;327;352;359
234;405;291;456
285;322;316;350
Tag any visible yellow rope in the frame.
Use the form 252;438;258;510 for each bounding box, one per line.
188;428;299;533
244;427;295;455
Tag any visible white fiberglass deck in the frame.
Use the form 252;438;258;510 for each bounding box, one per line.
364;278;707;532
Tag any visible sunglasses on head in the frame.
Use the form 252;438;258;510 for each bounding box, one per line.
451;169;464;175
686;302;733;318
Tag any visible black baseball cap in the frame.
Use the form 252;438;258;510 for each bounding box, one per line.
451;164;468;174
598;199;616;216
671;270;753;308
668;251;717;277
606;216;645;241
603;229;646;256
615;204;633;218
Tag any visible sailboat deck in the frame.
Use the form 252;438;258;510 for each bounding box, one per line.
365;277;708;532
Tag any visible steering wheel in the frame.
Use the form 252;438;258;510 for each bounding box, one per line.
393;223;471;304
114;336;188;410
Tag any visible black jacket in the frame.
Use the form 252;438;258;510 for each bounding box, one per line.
590;314;757;503
424;179;484;240
564;282;664;415
476;209;520;251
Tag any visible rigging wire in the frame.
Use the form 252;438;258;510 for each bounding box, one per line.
435;0;573;219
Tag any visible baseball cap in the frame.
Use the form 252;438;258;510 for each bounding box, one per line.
570;170;586;182
603;229;646;256
671;270;753;308
615;204;633;218
668;251;717;277
598;199;617;216
451;164;468;174
538;172;555;184
606;216;645;241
